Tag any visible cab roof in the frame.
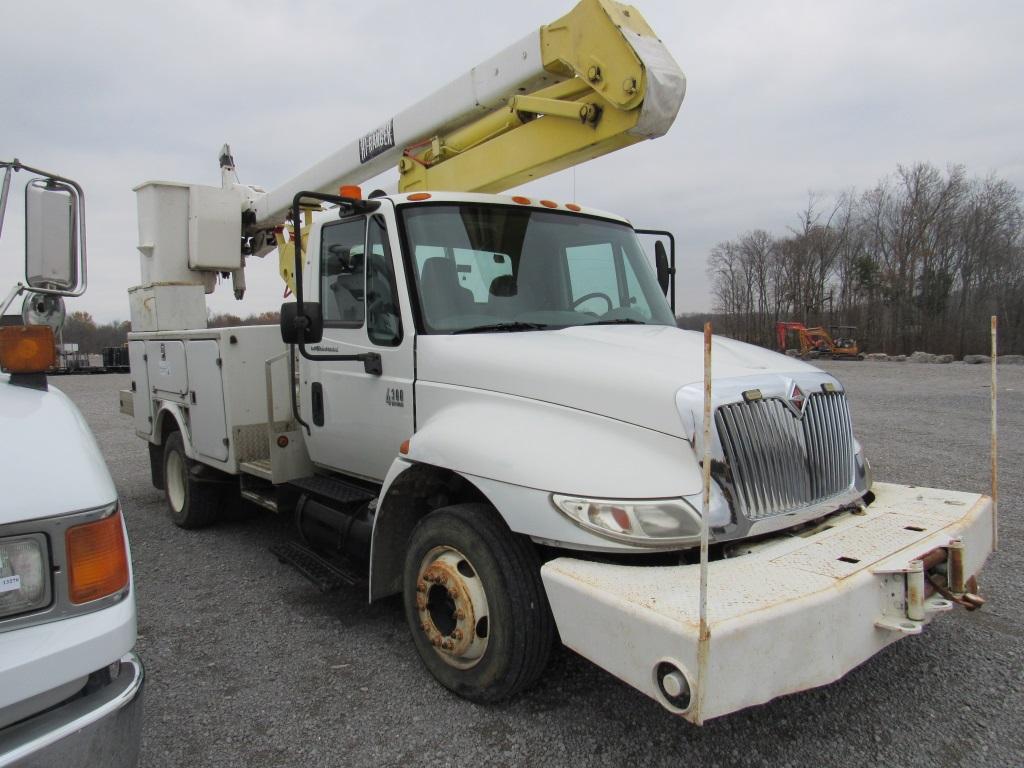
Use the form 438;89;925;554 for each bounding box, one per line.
383;190;631;226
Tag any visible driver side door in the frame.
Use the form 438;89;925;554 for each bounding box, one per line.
302;213;414;482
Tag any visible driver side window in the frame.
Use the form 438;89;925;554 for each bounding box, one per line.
320;218;366;327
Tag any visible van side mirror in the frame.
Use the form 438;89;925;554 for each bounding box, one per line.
654;240;670;296
25;178;79;291
280;302;324;344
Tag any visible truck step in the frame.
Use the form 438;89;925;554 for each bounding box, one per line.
270;541;365;592
240;488;278;513
287;475;376;506
240;458;273;481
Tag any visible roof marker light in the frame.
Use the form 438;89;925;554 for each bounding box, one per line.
566;203;582;212
540;199;558;208
512;196;531;205
407;192;432;201
0;326;56;374
339;185;362;200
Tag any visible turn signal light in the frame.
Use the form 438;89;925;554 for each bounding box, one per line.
66;509;130;604
0;325;56;374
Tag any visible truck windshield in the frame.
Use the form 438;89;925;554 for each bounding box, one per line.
399;204;676;334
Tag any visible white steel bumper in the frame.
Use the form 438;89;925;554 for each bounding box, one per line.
541;482;994;723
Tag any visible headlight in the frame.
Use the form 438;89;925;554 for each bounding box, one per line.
552;494;703;546
0;535;50;619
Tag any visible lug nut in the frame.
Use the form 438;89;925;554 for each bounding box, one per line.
454;609;466;621
452;629;464;641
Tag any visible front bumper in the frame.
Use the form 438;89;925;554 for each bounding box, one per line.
541;482;993;723
0;653;144;768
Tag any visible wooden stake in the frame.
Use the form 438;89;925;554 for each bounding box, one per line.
991;316;998;550
696;321;712;721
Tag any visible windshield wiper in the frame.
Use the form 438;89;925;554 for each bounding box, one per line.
452;321;551;334
581;318;646;326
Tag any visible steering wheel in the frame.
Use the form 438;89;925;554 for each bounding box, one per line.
368;296;399;332
571;292;614;313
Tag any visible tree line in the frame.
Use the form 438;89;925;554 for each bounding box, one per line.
706;162;1024;356
59;310;281;352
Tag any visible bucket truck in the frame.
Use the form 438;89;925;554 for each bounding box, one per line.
120;0;993;723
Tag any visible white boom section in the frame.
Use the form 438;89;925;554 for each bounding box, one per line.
251;32;548;229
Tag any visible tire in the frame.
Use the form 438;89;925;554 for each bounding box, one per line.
162;431;223;529
402;503;555;703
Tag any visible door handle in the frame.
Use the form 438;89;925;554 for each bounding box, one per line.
311;382;325;427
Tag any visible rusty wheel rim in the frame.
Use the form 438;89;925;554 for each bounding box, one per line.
415;546;490;670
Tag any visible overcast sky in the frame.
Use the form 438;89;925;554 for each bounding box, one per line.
2;0;1022;323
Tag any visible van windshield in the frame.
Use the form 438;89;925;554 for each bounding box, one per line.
399;204;676;334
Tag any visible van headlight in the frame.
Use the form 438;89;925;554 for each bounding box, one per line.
551;495;703;546
0;535;50;619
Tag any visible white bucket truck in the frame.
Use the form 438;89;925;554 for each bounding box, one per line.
0;160;143;765
121;0;992;723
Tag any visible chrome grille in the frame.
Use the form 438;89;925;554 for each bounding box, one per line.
715;391;855;520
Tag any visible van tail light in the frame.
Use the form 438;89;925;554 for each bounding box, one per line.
66;509;129;604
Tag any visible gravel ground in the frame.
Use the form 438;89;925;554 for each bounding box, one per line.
56;361;1023;768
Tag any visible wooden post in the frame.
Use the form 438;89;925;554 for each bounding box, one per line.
991;316;998;550
695;321;713;721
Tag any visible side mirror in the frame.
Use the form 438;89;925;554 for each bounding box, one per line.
25;178;79;291
654;240;670;296
280;302;324;345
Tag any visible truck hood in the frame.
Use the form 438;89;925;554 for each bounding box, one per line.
417;324;823;438
0;376;117;523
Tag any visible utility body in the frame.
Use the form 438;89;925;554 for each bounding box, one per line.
121;0;992;723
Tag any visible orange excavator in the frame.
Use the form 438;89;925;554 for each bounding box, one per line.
775;322;864;360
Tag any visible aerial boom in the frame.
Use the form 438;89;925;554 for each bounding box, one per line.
248;0;685;230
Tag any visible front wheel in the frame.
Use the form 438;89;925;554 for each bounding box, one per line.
402;503;555;703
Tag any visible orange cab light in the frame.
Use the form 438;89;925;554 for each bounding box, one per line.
566;203;582;212
339;185;363;200
511;196;531;205
0;325;56;374
540;200;558;208
407;192;432;201
66;509;130;605
399;439;411;455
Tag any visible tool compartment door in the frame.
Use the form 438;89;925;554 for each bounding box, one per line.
185;340;229;462
128;341;152;436
146;339;188;398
